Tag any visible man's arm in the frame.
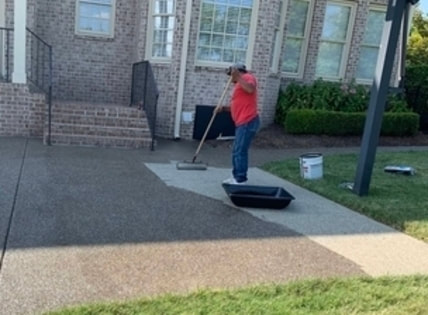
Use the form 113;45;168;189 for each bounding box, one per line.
231;69;255;93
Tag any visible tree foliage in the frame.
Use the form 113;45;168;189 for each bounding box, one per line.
407;9;428;65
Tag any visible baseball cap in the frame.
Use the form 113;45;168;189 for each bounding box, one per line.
227;62;247;75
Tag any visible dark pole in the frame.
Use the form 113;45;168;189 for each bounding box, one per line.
353;0;407;196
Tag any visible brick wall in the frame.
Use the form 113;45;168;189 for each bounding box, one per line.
33;0;139;106
174;0;285;139
284;0;399;87
0;83;46;137
3;0;403;140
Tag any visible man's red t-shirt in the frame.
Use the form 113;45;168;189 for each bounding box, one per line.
230;73;258;126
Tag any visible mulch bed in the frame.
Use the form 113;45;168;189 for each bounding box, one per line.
206;124;428;149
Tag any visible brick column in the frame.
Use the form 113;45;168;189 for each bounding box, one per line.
12;0;26;83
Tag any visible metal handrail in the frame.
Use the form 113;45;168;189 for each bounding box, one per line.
0;27;53;144
130;61;159;151
26;27;53;145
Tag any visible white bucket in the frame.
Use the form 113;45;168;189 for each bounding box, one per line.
300;153;323;180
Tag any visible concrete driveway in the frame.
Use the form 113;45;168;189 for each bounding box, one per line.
1;137;427;314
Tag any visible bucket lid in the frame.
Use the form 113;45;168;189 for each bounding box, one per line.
300;153;322;158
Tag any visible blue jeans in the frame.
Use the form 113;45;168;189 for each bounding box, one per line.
232;116;260;182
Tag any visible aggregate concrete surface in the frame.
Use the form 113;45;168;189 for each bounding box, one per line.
1;137;427;315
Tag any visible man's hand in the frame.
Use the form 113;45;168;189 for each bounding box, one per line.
231;68;241;82
214;106;230;114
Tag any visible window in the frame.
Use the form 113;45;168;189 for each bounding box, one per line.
196;0;257;66
356;8;386;82
270;0;288;72
316;1;355;79
76;0;115;37
147;0;175;61
281;0;313;77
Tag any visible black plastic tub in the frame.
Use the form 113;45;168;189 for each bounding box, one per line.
222;183;295;209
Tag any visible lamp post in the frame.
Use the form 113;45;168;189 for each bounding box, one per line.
353;0;420;196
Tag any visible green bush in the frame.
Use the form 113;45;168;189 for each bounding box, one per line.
275;79;370;124
381;112;420;136
285;110;419;136
404;64;428;114
275;80;413;126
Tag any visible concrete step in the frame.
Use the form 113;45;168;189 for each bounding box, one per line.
43;102;153;149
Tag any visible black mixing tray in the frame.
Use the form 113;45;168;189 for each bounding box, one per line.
222;183;295;209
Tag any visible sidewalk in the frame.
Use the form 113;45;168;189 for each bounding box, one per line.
1;137;427;315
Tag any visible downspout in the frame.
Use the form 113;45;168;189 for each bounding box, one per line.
174;0;193;139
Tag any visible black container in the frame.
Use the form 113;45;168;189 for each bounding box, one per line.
222;183;295;209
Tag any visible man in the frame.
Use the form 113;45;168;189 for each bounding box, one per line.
217;62;260;185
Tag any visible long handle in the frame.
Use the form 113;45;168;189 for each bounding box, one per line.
192;77;232;162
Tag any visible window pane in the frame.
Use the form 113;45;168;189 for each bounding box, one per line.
288;0;309;37
79;17;110;33
237;22;250;35
363;10;385;46
154;30;166;42
83;0;111;4
199;33;211;46
80;3;111;19
226;20;238;34
198;47;211;60
213;5;227;32
224;35;235;48
224;49;234;62
227;7;240;21
235;50;246;62
197;0;252;63
212;34;224;47
201;3;215;18
155;0;174;14
356;47;379;79
282;38;303;73
78;1;112;35
316;42;343;77
151;0;175;58
241;0;253;7
154;16;174;29
240;8;252;23
211;48;222;61
321;4;350;41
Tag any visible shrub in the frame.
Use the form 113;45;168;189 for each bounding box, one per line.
285;109;419;137
381;112;420;136
404;64;428;114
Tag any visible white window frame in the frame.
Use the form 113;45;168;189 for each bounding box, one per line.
315;0;356;81
145;0;176;63
281;0;314;78
356;6;387;84
75;0;116;38
195;0;259;69
270;0;289;73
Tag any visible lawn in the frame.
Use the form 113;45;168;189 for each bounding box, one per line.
47;276;428;314
263;150;428;242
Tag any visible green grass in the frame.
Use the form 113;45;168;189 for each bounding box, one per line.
263;150;428;242
46;276;428;314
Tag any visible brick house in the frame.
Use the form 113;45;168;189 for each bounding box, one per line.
0;0;402;148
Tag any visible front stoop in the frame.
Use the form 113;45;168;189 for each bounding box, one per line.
43;102;153;149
